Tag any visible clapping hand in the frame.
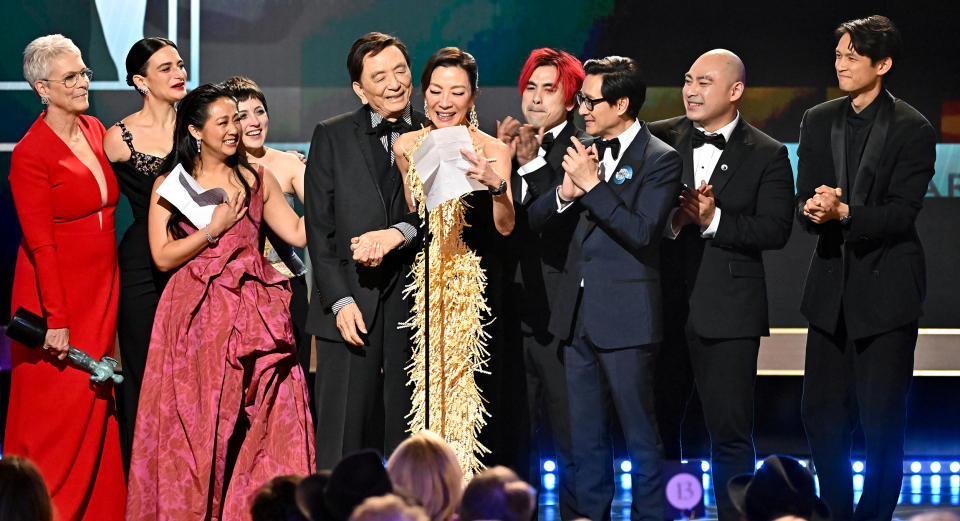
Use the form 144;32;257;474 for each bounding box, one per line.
561;136;600;194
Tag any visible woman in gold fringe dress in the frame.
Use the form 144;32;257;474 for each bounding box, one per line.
386;47;513;478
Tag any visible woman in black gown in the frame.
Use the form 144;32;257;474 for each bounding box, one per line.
102;37;186;472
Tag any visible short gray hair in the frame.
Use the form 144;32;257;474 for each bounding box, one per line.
23;34;81;85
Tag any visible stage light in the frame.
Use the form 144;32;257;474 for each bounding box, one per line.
931;461;942;473
950;462;960;473
701;460;710;472
756;460;764;470
620;473;632;490
798;460;808;467
932;475;942;489
911;474;922;492
910;461;922;473
853;474;864;491
950;475;960;488
620;460;632;473
543;473;556;491
543;460;556;473
680;459;689;464
852;460;864;473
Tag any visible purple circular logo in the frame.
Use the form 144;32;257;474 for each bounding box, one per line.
665;473;703;510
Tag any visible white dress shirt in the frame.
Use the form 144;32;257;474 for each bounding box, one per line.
665;113;739;239
517;121;567;202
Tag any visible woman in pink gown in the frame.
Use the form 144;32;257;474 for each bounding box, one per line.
125;83;315;521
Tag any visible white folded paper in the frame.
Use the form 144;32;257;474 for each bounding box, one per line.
155;163;228;229
412;126;487;211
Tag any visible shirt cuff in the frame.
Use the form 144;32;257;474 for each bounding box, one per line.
555;186;574;213
664;207;682;239
390;222;417;248
518;156;547;176
332;296;355;315
700;207;721;238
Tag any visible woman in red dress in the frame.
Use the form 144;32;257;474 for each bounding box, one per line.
5;34;126;521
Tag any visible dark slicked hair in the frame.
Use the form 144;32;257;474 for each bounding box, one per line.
835;15;903;69
224;75;268;114
420;46;478;95
125;37;177;95
583;56;646;119
347;32;411;84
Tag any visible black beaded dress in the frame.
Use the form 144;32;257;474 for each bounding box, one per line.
110;121;170;473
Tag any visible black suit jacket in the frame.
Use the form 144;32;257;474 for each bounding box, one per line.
529;123;681;348
303;106;426;340
649;116;794;339
504;121;585;333
795;91;936;339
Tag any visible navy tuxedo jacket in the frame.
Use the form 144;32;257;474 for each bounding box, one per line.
795;91;936;339
528;123;681;348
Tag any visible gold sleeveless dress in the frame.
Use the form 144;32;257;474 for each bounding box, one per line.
401;128;491;478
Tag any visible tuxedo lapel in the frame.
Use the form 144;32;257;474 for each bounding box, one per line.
852;91;893;206
353;109;386;208
830;102;847;200
579;125;650;242
709;119;754;197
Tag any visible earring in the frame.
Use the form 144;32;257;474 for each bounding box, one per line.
468;106;479;129
40;96;49;105
196;137;201;153
138;86;149;96
423;100;429;120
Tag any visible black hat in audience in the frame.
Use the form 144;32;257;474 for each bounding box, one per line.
728;455;831;521
323;450;394;521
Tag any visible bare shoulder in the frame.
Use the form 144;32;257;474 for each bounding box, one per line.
480;133;510;159
103;122;130;162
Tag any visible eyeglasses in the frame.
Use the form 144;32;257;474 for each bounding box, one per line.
43;68;93;88
575;91;611;111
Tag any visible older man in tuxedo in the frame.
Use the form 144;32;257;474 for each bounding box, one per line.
303;32;426;467
649;49;794;521
495;47;585;520
529;55;681;521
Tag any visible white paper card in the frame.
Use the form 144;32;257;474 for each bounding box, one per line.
155;164;228;229
412;126;486;211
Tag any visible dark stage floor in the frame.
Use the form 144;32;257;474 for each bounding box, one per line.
535;460;960;521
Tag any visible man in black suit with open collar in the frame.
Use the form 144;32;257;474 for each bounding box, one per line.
797;16;936;521
649;49;794;521
529;55;681;521
303;32;426;468
495;47;585;520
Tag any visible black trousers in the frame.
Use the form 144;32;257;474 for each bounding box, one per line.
565;303;664;521
801;318;916;521
313;288;411;468
655;320;760;521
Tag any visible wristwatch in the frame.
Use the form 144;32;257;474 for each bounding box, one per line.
489;178;507;195
839;213;852;227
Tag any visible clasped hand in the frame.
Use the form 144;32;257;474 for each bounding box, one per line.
802;185;847;224
673;181;716;229
559;137;599;201
350;228;405;267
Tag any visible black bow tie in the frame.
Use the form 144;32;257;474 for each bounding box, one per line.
692;130;726;150
370;117;412;136
593;137;621;160
539;132;556;151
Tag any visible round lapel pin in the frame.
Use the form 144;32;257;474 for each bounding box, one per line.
614;165;633;185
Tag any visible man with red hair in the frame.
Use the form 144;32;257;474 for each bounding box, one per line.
496;47;585;520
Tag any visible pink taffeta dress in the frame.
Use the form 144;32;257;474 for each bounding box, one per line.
125;172;315;521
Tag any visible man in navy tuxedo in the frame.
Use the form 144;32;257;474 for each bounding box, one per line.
529;55;681;521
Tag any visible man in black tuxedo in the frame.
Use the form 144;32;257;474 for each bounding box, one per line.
797;16;936;521
495;47;585;520
529;56;681;521
649;49;794;521
303;32;426;468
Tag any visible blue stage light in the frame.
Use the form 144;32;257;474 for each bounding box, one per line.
620;460;632;473
853;474;864;491
911;474;922;492
950;475;960;488
798;460;808;468
852;460;864;473
910;461;922;473
543;459;556;473
932;475;942;489
951;462;960;473
931;461;942;473
701;460;711;473
543;473;556;490
620;473;632;490
680;459;689;464
756;460;764;470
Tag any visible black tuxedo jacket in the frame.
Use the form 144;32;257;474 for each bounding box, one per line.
795;91;936;339
528;123;681;348
504;121;586;332
649;116;794;339
303;106;426;340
